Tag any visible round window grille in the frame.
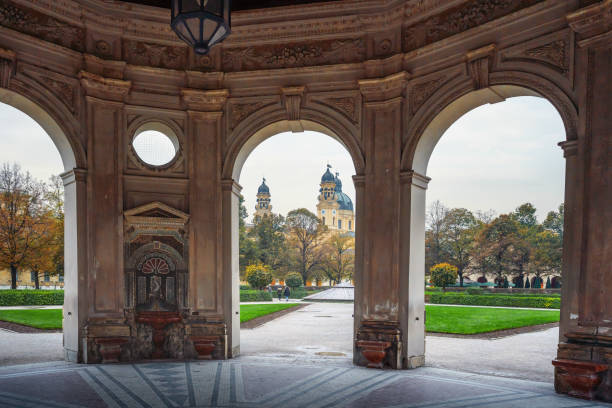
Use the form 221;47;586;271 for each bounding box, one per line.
141;257;170;275
132;130;178;166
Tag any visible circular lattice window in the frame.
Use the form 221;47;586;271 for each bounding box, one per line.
131;122;181;168
141;257;170;275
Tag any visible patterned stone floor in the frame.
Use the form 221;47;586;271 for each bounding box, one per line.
0;360;610;408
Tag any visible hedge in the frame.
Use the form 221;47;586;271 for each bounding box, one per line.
240;290;273;302
0;290;64;306
429;292;560;309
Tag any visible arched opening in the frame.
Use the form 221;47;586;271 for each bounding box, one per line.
225;119;361;363
406;85;571;382
0;88;82;363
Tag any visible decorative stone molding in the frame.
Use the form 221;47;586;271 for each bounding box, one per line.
221;179;243;196
79;71;131;102
95;338;128;364
500;29;572;76
553;359;609;400
359;72;408;102
0;48;16;89
567;0;612;48
356;340;392;369
282;86;305;132
400;170;430;190
559;140;579;158
181;89;229;112
60;168;87;187
466;44;496;90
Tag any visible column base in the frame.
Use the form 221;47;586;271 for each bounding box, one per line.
555;334;612;402
405;354;425;369
355;320;402;369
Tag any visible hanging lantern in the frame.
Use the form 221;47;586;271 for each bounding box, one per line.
171;0;231;55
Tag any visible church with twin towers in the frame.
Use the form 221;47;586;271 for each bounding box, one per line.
254;164;355;234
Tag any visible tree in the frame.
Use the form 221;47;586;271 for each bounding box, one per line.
429;263;458;289
440;208;478;286
0;164;53;289
320;234;354;286
285;208;327;285
543;204;564;240
473;214;519;287
239;196;260;277
425;200;448;273
512;203;538;228
245;263;273;289
528;230;562;280
285;272;303;289
249;213;287;271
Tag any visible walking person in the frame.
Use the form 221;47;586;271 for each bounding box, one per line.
277;287;282;301
283;286;291;302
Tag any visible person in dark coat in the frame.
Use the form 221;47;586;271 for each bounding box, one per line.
283;286;290;301
277;287;282;301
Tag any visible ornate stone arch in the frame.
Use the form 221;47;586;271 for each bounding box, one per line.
401;70;578;174
1;78;85;170
222;105;365;180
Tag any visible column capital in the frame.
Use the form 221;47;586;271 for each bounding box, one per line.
358;72;408;103
400;170;430;189
567;0;612;48
352;174;366;188
221;179;242;195
60;168;87;186
79;71;131;102
558;140;579;158
181;88;229;112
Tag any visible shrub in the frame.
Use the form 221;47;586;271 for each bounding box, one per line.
240;290;273;302
245;264;273;290
466;288;483;295
0;290;64;306
429;292;560;309
285;273;303;289
430;263;458;289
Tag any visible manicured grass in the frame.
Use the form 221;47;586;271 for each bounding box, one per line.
425;305;560;334
0;309;63;329
240;303;300;323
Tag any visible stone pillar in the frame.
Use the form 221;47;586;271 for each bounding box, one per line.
79;71;131;363
554;2;612;402
221;179;241;358
352;174;365;358
184;90;231;360
399;170;430;368
60;169;88;362
354;73;407;369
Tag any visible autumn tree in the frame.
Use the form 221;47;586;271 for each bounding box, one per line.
0;164;55;289
239;196;259;277
430;263;458;289
425;200;448;273
285;208;327;285
440;208;478;286
473;214;519;287
320;234;354;286
248;213;287;271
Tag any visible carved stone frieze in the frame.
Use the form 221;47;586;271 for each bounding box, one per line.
0;0;85;52
222;39;365;72
19;64;78;113
79;71;131;102
123;40;188;70
501;31;572;75
410;76;446;114
227;97;280;131
567;0;612;48
181;89;228;112
403;0;543;52
327;96;358;123
0;47;15;89
524;40;570;72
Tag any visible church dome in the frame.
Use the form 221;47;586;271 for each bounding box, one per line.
334;173;343;192
257;178;270;194
321;166;336;183
336;192;354;211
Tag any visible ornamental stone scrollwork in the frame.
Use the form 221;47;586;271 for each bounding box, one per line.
500;30;572;76
227;96;281;132
222;38;365;72
523;40;570;72
123;39;188;70
466;44;496;90
0;0;85;52
409;76;447;114
19;65;78;113
0;47;15;89
403;0;543;52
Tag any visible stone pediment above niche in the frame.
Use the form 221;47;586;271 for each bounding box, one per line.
124;202;189;231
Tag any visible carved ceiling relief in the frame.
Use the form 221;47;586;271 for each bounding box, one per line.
123;39;188;71
18;64;78;114
403;0;544;52
0;0;85;52
222;38;365;72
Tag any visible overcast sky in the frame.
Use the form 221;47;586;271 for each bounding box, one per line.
0;96;565;222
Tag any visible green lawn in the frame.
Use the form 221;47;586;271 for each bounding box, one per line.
240;303;300;323
0;309;63;329
0;305;559;335
425;305;559;334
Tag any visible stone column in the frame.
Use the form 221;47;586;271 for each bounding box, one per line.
183;90;231;359
221;179;241;358
354;73;408;369
60;168;88;362
554;2;612;402
79;71;132;363
399;170;430;369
